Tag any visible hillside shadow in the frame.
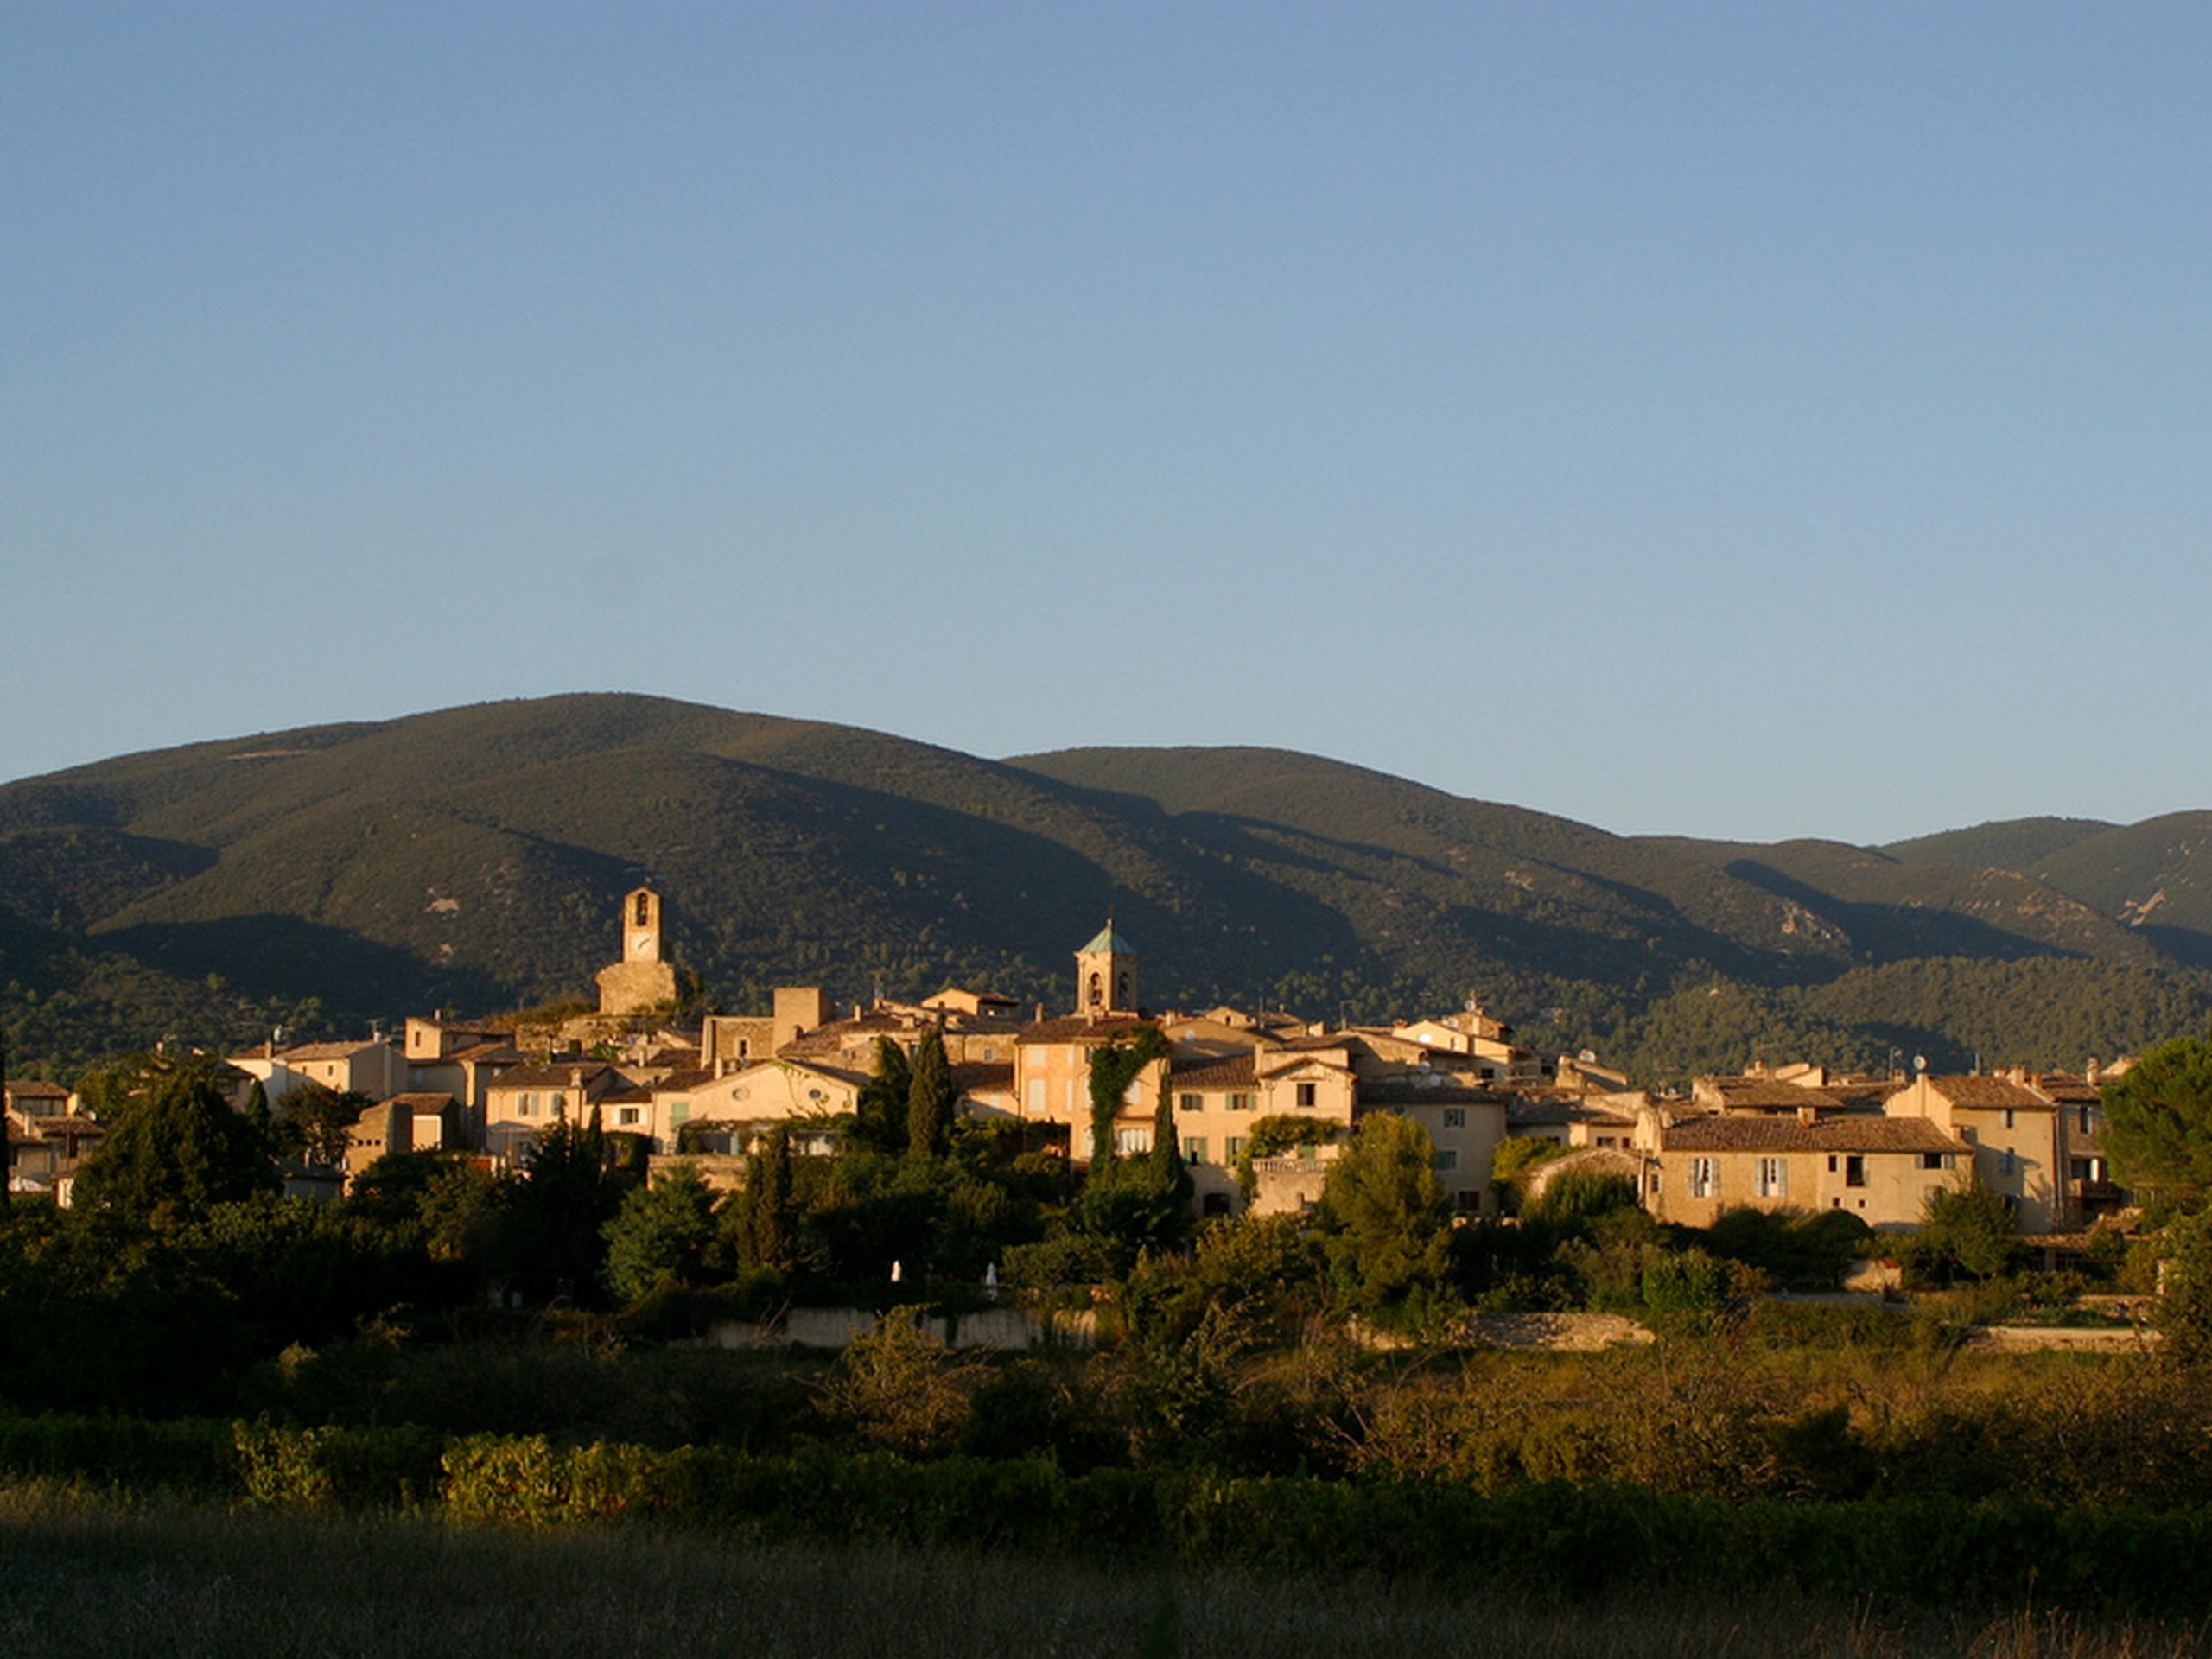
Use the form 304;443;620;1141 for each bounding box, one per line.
1721;859;2089;965
94;914;506;1016
2133;922;2212;972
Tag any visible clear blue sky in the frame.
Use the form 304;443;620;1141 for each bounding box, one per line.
8;3;2208;844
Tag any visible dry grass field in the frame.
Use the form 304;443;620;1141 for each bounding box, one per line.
0;1483;2200;1659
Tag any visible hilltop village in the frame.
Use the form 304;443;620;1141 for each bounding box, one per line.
5;887;2131;1254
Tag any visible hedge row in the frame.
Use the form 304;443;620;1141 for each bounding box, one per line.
3;1414;2208;1615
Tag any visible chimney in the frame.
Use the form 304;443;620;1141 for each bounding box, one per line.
2086;1058;2101;1085
1797;1103;1817;1128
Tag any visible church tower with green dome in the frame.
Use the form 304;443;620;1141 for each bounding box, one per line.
1075;923;1140;1015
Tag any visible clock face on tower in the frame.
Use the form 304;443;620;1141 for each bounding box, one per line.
628;931;656;960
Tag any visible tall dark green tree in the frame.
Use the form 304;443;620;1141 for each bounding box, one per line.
507;1110;627;1302
906;1026;957;1160
854;1036;912;1154
274;1083;372;1167
74;1055;278;1226
731;1126;798;1273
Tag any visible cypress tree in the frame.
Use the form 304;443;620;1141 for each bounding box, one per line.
855;1037;912;1154
906;1026;956;1159
737;1125;795;1272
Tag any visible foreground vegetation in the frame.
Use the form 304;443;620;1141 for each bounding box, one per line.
0;1483;2205;1659
16;1047;2212;1630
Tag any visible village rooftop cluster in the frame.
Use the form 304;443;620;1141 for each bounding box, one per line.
3;887;2131;1249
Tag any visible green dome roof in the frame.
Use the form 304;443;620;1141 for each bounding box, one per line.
1077;925;1138;956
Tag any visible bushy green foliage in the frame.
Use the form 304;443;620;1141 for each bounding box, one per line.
74;1055;278;1225
2153;1207;2212;1363
1522;1169;1641;1227
1899;1175;2023;1285
2101;1035;2212;1206
1316;1114;1455;1311
602;1161;721;1305
1703;1206;1872;1290
1487;1135;1566;1215
813;1311;985;1457
272;1084;372;1168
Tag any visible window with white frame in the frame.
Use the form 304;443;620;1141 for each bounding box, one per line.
1688;1157;1718;1199
1443;1108;1465;1128
1756;1157;1787;1198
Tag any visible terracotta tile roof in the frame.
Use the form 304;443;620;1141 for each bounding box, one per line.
1260;1055;1357;1080
653;1068;716;1093
2033;1077;2102;1104
1015;1016;1160;1045
1510;1096;1637;1128
1171;1053;1258;1090
444;1042;524;1064
3;1081;69;1099
1665;1115;1970;1154
279;1041;389;1061
486;1062;619;1091
1827;1080;1910;1109
1702;1077;1849;1111
1357;1082;1504;1107
1929;1077;2056;1110
952;1061;1014;1093
382;1092;460;1110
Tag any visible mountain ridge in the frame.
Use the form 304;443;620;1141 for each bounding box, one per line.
2;694;2206;1081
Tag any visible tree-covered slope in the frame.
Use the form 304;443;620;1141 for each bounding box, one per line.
1636;836;2161;966
1882;817;2117;872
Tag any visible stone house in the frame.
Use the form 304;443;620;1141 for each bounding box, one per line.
481;1061;625;1162
1649;1111;1969;1230
1884;1074;2069;1231
4;1080;100;1199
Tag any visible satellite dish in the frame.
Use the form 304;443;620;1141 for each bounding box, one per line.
1914;1054;1928;1073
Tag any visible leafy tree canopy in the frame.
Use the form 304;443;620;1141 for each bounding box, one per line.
603;1160;721;1305
1315;1112;1455;1310
74;1055;278;1226
2101;1036;2212;1208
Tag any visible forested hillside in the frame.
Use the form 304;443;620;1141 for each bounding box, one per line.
1;696;2206;1082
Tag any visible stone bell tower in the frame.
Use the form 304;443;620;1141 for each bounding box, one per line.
597;887;678;1015
1074;923;1140;1016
